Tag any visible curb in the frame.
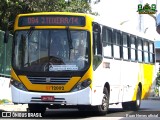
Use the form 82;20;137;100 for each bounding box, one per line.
147;97;160;100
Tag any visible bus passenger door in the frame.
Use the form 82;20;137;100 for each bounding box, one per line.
102;27;122;104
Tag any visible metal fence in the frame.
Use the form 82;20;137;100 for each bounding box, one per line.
0;30;12;77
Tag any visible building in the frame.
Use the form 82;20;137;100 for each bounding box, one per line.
155;41;160;62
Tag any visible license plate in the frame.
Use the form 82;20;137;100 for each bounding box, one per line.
41;96;54;101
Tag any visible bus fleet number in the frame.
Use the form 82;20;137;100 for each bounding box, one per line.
46;86;64;91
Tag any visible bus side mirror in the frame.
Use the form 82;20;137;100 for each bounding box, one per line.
4;30;9;43
93;23;101;33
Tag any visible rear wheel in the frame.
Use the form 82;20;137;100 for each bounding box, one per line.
122;86;141;111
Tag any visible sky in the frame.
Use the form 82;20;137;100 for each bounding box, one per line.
91;0;160;40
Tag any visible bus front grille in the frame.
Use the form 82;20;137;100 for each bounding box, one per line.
27;77;70;84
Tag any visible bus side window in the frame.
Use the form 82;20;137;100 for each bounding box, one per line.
149;42;155;63
130;35;136;61
93;32;102;55
122;33;129;60
137;37;143;62
93;31;102;70
113;30;121;59
102;27;113;58
143;40;149;63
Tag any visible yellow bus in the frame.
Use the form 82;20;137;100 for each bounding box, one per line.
4;12;155;115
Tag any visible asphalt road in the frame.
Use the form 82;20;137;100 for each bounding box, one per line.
0;99;160;120
42;99;160;119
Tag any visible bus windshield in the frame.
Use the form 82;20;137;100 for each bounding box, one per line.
13;29;89;72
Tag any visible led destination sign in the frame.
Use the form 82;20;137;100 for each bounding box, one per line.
18;15;85;27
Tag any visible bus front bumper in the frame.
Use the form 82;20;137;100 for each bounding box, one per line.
11;85;92;105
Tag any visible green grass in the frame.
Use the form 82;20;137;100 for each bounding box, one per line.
0;99;11;104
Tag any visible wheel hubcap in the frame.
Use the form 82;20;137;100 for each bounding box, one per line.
137;98;140;106
137;91;141;106
101;94;108;110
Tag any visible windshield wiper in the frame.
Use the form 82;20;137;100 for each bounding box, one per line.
66;26;73;59
20;34;26;67
26;26;35;65
27;26;35;38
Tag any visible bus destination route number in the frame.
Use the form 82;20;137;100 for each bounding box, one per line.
18;15;85;27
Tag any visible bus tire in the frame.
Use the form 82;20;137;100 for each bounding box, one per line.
94;87;109;115
122;86;141;111
28;104;46;115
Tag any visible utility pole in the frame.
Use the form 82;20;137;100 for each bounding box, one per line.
139;0;143;32
156;13;160;34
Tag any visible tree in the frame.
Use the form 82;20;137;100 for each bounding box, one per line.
156;72;160;87
154;71;160;96
0;0;99;33
0;0;33;32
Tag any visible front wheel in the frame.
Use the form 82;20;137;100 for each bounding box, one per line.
122;86;141;111
93;87;109;115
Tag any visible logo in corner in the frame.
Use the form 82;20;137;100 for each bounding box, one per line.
137;3;157;14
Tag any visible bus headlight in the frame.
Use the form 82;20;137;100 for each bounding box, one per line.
71;79;91;92
11;79;27;91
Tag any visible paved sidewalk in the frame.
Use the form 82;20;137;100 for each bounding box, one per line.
0;104;28;111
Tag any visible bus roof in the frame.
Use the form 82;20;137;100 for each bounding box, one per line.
16;12;89;17
93;15;154;41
